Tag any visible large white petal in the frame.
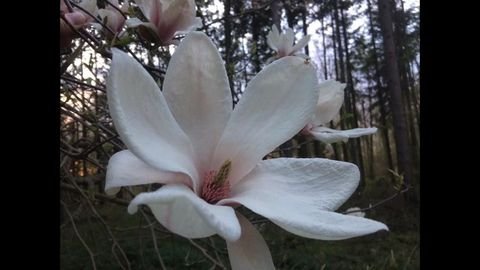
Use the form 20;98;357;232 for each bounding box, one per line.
284;28;295;48
277;28;295;55
222;158;360;212
212;56;319;185
220;158;388;240
313;80;346;126
266;25;280;50
310;126;378;144
107;49;198;188
105;150;191;195
163;32;232;181
290;34;311;55
128;184;241;241
273;210;388;240
227;213;275;270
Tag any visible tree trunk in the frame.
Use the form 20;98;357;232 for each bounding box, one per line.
297;2;311;158
331;11;349;161
251;0;261;73
271;0;281;30
339;2;365;184
316;6;334;158
393;0;418;170
301;1;309;56
320;7;328;80
224;0;235;105
378;0;413;187
367;74;375;178
334;0;360;170
367;0;395;175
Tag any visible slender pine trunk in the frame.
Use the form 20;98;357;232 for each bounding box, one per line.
339;3;365;183
367;0;395;175
378;0;413;187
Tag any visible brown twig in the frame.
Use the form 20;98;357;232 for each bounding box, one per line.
140;211;167;270
61;74;106;92
60;105;121;143
188;239;227;269
342;185;411;215
111;222;158;232
61;200;97;270
61;15;98;49
209;237;225;266
61;182;130;207
268;138;314;156
66;178;132;269
62;0;73;12
60;41;86;74
105;0;128;19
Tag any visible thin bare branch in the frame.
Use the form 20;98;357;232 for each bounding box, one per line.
60;15;98;49
61;74;106;92
342;186;411;215
66;177;132;270
188;239;227;270
69;0;116;36
61;182;130;207
140;211;167;270
61;200;97;270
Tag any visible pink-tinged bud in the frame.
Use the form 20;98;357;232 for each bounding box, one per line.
127;0;202;46
60;0;98;49
96;0;128;38
301;123;314;136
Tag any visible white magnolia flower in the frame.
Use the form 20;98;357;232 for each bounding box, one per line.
345;207;366;218
303;80;378;144
267;25;310;60
126;0;202;45
94;0;129;36
106;31;387;269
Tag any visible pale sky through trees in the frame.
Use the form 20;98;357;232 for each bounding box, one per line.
75;0;419;90
306;0;419;80
206;0;419;81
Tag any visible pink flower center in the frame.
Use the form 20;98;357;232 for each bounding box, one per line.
200;160;232;204
277;48;288;58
